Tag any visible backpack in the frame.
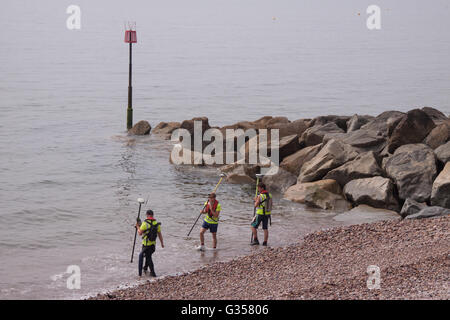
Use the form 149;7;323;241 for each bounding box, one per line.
260;191;273;215
143;219;160;242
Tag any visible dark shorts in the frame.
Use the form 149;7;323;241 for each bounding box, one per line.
202;221;218;233
251;214;269;230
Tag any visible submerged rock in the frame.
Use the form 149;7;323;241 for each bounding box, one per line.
152;121;181;138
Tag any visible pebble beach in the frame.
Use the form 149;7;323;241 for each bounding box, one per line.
92;215;449;300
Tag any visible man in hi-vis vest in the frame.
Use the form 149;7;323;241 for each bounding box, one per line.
197;192;221;251
251;183;272;246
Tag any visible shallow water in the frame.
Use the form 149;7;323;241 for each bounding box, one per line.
0;0;449;299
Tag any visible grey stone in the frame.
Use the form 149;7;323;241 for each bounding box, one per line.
262;167;297;194
299;139;359;183
346;114;374;132
387;109;436;153
405;206;450;219
383;144;437;202
434;141;450;163
343;176;399;211
280;144;322;176
299;122;344;147
323;151;383;187
431;162;450;209
400;198;428;218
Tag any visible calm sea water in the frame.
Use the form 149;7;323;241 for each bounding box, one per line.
0;0;449;299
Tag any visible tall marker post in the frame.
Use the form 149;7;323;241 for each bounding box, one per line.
124;24;137;130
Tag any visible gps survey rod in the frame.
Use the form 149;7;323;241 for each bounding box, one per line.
251;173;263;242
186;173;227;237
130;198;145;263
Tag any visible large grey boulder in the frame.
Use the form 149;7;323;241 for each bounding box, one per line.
323;151;383;187
360;111;405;137
423;120;449;149
431;162;450;209
405;206;450;219
128;120;151;135
383;144;437;202
298;139;359;183
280;144;322;176
400;198;428;218
262;167;297;193
346;114;374;132
434;141;450;163
343;176;399;211
284;179;343;204
387;109;436;153
299;122;344;147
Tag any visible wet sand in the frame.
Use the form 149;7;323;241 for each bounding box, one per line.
91;216;449;300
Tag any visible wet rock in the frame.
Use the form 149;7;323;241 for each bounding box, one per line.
333;205;400;224
405;206;450;219
423;120;449;149
431;162;450;209
360;110;405;137
421;107;448;125
298;139;359;183
280;144;322;176
387;109;436;153
284;179;343;204
299;122;344;147
383;144;437;202
152;121;181;138
346;114;374;132
128;120;151;135
262;167;297;194
400;198;428;218
434;141;450;163
323;151;383;187
343;176;399;211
